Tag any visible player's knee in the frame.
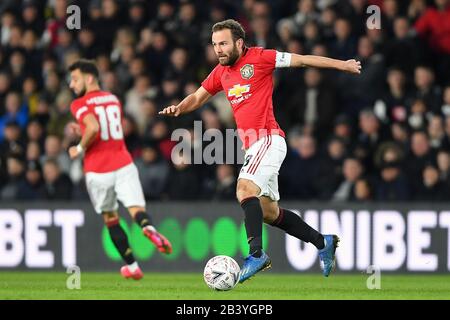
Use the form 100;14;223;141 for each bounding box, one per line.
236;180;259;203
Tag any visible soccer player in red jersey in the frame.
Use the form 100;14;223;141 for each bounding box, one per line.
67;60;172;280
160;20;361;282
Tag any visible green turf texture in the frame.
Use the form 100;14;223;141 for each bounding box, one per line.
0;272;449;299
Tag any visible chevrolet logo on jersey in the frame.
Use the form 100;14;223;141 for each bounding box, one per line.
228;84;251;98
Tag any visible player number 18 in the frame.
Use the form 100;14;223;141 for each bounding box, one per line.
94;105;124;141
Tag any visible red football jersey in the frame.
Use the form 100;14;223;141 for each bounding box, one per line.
70;90;133;173
201;47;286;149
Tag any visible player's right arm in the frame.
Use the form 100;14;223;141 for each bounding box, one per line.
159;86;212;117
68;113;100;159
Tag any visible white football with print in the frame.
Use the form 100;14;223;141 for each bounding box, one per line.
203;255;240;291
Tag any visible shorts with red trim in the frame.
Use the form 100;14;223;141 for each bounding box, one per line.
238;134;287;201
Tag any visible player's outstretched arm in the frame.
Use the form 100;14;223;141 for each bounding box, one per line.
159;86;212;117
290;54;361;74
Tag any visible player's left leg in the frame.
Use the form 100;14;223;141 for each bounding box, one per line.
260;192;340;277
260;196;325;250
115;163;172;254
103;211;143;280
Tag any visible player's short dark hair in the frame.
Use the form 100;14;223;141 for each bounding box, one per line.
68;59;99;79
212;19;246;42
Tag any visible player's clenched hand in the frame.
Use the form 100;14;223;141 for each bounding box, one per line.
68;146;80;159
342;59;362;74
159;105;181;117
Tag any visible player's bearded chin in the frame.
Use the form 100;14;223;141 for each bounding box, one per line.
219;44;240;66
77;85;87;97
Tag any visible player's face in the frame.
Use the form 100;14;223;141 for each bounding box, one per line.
69;69;87;97
212;29;241;66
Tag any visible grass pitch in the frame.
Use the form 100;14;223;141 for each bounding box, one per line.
0;272;449;300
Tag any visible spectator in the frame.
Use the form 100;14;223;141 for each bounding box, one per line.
0;154;25;199
135;140;170;200
145;118;176;161
42;158;73;200
415;164;448;201
167;152;200;200
331;114;353;146
22;77;40;116
0;121;25;158
414;0;450;82
375;159;410;201
317;136;347;199
277;0;320;40
0;92;28;141
356;108;388;172
26;141;41;162
354;178;373;202
47;89;73;138
26;118;45;147
427;115;445;150
384;17;422;75
280;133;321;199
128;1;148;36
203;164;237;200
53;29;78;66
248;15;280;49
17;160;45;200
332;157;364;202
337;36;385;114
330;18;357;61
40;135;71;174
437;149;450;186
122;115;141;158
285;68;337;142
376;67;413;123
125;75;157;130
172;1;202;53
405;130;435;194
412;65;442;114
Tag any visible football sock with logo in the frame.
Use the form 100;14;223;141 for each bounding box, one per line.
134;211;153;229
107;218;136;265
271;208;325;250
240;197;263;258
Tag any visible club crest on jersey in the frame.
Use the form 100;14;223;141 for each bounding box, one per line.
240;64;254;80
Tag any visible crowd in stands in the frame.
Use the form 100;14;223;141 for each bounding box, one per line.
1;0;450;202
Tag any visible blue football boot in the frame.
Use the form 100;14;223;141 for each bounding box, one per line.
238;250;272;283
318;235;340;277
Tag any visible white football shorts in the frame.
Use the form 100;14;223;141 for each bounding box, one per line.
85;162;146;214
238;134;287;201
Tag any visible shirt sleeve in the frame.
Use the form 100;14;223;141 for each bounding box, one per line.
201;65;223;96
70;100;90;123
258;48;277;74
